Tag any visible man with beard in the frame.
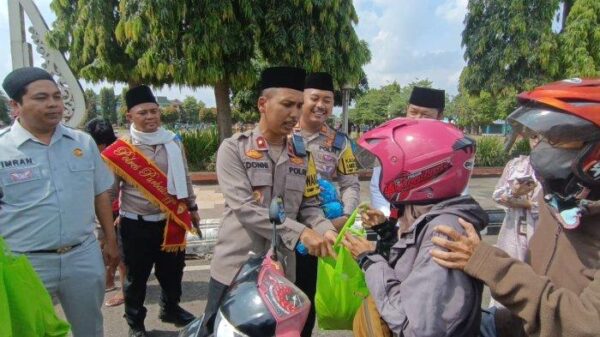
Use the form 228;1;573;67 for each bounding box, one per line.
198;66;338;337
295;72;360;336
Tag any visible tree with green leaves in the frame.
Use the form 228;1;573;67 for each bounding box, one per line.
349;80;433;126
0;91;10;125
559;0;600;77
84;89;98;123
49;1;370;141
256;0;370;87
181;96;202;124
99;87;117;123
49;0;255;140
161;106;179;125
461;0;560;96
199;107;217;124
117;87;128;126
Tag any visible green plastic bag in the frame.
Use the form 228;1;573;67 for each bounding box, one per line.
315;207;370;330
0;237;71;337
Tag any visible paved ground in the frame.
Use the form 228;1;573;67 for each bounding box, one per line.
54;177;501;336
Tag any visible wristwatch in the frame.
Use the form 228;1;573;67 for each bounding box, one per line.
188;204;199;212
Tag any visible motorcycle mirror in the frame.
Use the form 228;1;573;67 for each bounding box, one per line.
269;197;286;225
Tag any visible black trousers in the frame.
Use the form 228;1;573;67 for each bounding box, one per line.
120;217;186;328
295;252;318;337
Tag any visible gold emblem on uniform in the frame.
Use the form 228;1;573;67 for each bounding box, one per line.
290;156;304;165
177;203;186;214
252;190;264;203
73;148;83;157
246;149;264;160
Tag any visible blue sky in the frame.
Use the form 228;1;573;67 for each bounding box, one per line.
0;0;468;106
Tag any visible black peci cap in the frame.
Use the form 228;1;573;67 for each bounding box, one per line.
409;86;445;112
125;85;157;110
259;66;306;92
2;67;56;100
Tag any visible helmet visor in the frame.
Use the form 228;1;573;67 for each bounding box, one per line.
354;142;382;170
508;104;600;146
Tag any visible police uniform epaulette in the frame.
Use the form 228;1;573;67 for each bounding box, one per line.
332;131;347;151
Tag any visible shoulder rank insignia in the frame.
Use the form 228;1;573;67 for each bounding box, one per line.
256;136;268;150
246;149;264;159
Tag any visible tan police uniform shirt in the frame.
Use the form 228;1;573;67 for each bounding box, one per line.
299;124;360;215
210;126;334;285
113;137;196;215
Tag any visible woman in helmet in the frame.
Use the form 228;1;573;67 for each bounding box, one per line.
430;79;600;337
343;118;488;337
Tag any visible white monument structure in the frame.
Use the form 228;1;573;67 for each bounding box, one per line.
8;0;86;127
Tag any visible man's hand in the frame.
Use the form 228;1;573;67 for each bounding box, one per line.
430;218;480;271
331;216;348;231
359;205;386;228
191;211;202;238
323;230;338;245
300;228;335;258
103;238;120;269
341;233;375;259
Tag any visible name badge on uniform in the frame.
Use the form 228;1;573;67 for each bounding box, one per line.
9;169;33;183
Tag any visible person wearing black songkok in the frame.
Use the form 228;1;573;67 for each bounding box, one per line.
197;67;338;337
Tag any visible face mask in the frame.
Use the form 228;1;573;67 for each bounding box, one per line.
530;141;579;181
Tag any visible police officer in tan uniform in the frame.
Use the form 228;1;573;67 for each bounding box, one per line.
295;72;360;336
198;66;337;337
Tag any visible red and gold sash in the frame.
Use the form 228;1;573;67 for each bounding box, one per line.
102;139;193;252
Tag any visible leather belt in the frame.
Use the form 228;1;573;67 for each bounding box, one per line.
28;243;82;254
120;211;166;222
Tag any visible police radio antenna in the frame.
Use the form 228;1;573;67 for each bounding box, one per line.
268;197;286;261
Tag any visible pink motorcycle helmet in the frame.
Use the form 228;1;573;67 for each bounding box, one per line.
357;118;476;204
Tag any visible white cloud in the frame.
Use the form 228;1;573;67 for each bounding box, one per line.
435;0;468;24
355;0;466;94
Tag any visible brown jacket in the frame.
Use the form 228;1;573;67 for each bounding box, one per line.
210;127;334;285
465;197;600;337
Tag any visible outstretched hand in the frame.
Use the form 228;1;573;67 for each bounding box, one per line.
430;218;480;271
359;204;386;228
341;233;375;259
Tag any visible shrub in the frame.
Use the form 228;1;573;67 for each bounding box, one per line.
474;136;508;167
509;138;531;158
180;127;219;171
